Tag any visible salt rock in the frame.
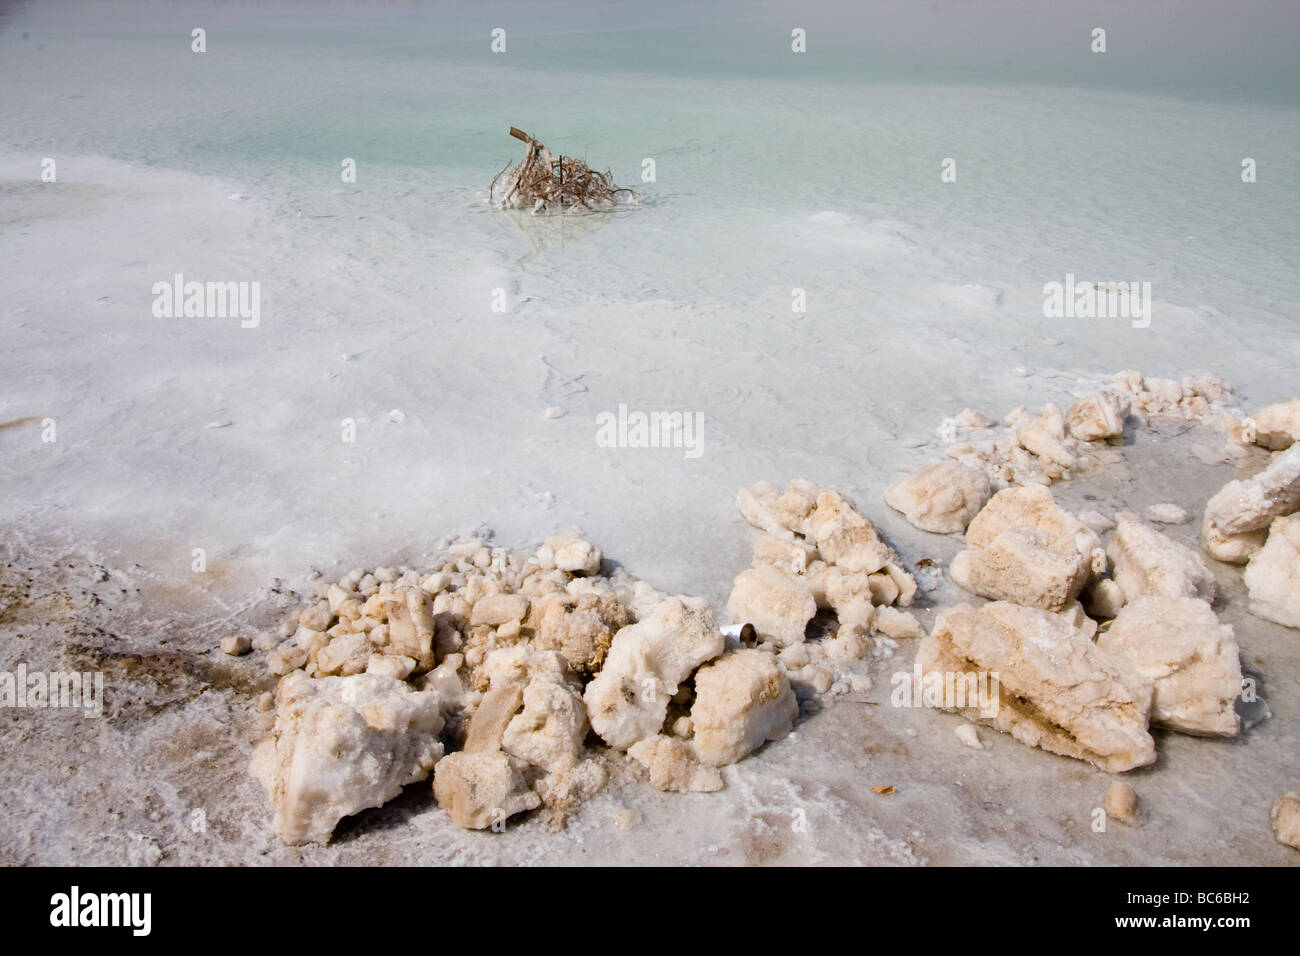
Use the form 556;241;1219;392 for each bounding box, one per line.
915;602;1156;772
432;751;541;830
726;565;816;647
959;526;1090;610
250;672;448;844
1016;424;1075;469
965;485;1101;557
1144;503;1188;525
627;735;724;792
1097;597;1242;736
366;653;415;681
954;408;995;430
818;565;876;627
220;635;251;656
502;671;589;773
1066;390;1126;442
316;633;373;677
469;593;529;627
535;591;630;675
885;460;992;534
385;588;436;672
584;597;724;750
752;535;818;574
1243;514;1300;628
954;724;983;749
807;489;912;585
1272;793;1300;850
692;649;799;766
1083;578;1127;619
873;606;924;640
736;480;816;537
1252;397;1300;450
1105;782;1141;825
1108;515;1216;604
545;532;602;575
1201;444;1300;560
1203;527;1268;565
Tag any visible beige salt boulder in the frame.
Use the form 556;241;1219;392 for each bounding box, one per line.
315;633;373;677
432;751;542;830
1097;597;1242;737
1201;444;1300;563
250;672;449;845
752;535;819;574
584;597;724;750
952;486;1098;610
1109;515;1216;604
627;735;724;793
726;565;816;647
914;602;1156;772
885;460;992;534
1066;390;1126;442
502;670;589;773
385;588;437;672
543;532;603;575
1252;398;1300;450
534;591;630;676
1243;514;1300;628
736;479;818;537
691;649;799;767
1272;793;1300;851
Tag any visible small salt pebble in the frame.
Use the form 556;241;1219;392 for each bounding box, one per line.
256;692;275;712
903;438;927;449
613;808;638;831
954;724;983;749
544;406;564;420
220;635;251;656
1144;503;1188;525
1105;781;1141;825
1010;366;1030;377
388;409;405;423
205;420;232;429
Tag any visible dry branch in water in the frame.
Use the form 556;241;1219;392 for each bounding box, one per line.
490;127;635;212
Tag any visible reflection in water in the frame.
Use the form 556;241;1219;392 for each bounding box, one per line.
491;203;639;265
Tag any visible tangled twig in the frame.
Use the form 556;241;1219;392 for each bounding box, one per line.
490;127;635;212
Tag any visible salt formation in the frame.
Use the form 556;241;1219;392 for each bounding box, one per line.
1250;398;1300;450
583;597;724;750
728;479;923;697
1096;597;1242;737
1107;515;1216;604
885;460;992;533
691;649;799;766
250;529;805;842
949;486;1100;610
1273;793;1300;850
250;672;450;845
928;371;1236;495
432;752;542;830
915;602;1156;772
1105;782;1141;825
1201;444;1300;564
1243;515;1300;628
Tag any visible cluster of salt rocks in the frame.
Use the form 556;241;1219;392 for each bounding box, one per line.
885;379;1300;849
1201;397;1300;629
248;531;803;844
727;479;926;695
903;370;1235;499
